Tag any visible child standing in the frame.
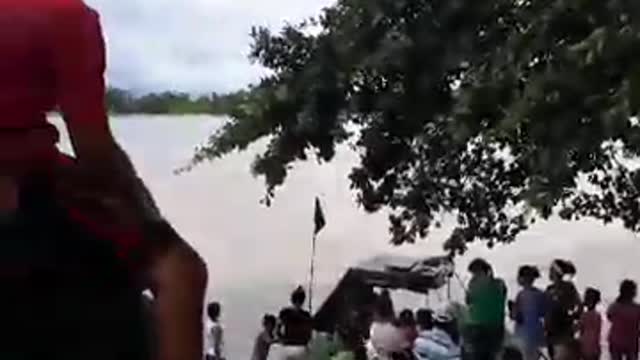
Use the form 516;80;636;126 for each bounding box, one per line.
252;314;277;360
206;302;225;360
579;288;602;360
608;280;640;360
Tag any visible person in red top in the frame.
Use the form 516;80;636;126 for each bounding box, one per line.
0;1;207;359
608;280;640;360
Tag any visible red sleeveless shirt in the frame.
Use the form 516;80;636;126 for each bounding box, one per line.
0;0;145;265
0;0;106;169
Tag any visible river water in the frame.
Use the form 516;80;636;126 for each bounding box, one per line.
52;115;640;360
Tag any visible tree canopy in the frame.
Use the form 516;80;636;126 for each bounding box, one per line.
186;0;640;253
106;88;249;115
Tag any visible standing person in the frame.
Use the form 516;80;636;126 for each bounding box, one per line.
545;259;581;358
278;286;313;360
0;1;207;359
465;258;507;360
207;302;225;360
253;314;278;360
413;305;462;360
511;265;546;360
579;288;602;360
397;309;419;346
607;280;640;360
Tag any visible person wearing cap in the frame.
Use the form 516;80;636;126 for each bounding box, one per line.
413;305;461;360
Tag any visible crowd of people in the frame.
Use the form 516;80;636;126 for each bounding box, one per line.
205;258;640;360
377;258;640;360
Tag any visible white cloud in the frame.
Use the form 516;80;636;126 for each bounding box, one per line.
85;0;333;94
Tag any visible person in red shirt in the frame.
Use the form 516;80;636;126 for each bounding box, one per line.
0;1;207;359
608;280;640;360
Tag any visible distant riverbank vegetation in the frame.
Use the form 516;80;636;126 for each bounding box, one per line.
106;87;248;115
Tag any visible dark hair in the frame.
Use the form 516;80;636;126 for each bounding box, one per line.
398;309;416;327
416;309;433;330
207;302;221;321
291;286;306;306
468;258;492;275
618;279;637;303
263;314;277;328
584;288;601;308
518;265;540;282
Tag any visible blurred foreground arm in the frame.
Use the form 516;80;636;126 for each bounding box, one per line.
146;223;208;360
50;3;208;360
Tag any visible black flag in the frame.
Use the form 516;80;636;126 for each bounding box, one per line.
314;197;326;235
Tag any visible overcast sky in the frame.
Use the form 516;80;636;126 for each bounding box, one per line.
84;0;332;94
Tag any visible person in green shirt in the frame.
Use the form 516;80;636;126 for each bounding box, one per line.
465;258;507;360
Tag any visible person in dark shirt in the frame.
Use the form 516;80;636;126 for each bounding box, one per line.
279;286;313;347
545;259;581;359
274;286;312;360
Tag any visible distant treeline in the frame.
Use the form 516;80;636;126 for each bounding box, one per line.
106;88;248;115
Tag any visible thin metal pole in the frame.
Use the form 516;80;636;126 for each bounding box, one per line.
308;233;317;314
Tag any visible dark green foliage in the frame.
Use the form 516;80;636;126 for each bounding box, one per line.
187;0;640;253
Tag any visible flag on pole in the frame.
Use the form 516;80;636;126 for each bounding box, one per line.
310;196;325;313
314;197;326;235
